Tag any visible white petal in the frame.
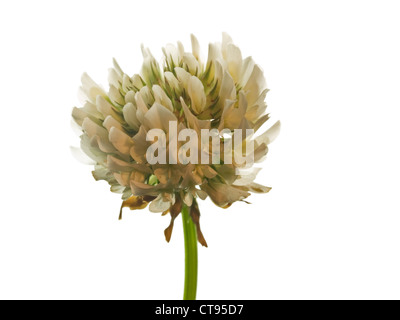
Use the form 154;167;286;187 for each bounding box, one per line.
163;43;181;67
122;74;133;92
82;101;103;119
80;135;107;163
240;57;255;88
183;192;194;207
123;102;140;131
183;53;200;75
124;90;136;104
152;84;174;112
142;102;177;131
149;194;172;213
188;76;206;114
177;41;185;58
191;34;201;61
141;45;151;58
245;88;269;122
96;95;120;120
90;134;116;154
226;43;243;83
244;182;272;194
110;185;126;194
108;68;121;88
103;115;123;132
218;71;236;110
92;164;111;181
108;155;150;174
113;58;124;75
201;182;250;207
219;91;248;130
153;167;170;185
201;165;218;179
164;71;181;92
131;74;144;90
213;59;224;86
195;188;208;200
113;172;131;187
82;118;115;153
233;168;262;186
244;64;266;106
131;126;149;163
139;86;154;106
141;50;162;86
109;85;125;106
218;99;236;131
207;43;223;65
253;143;268;163
109;127;134;155
135;91;149;123
72;107;87;127
80;73;106;103
253;113;270;132
107;155;135;172
130;180;167;196
180;98;211;132
255;120;281;146
221;32;233;59
175;67;191;90
132;170;146;183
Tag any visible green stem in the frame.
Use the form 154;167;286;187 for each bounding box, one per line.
182;204;198;300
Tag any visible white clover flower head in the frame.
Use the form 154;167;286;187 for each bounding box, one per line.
72;33;280;246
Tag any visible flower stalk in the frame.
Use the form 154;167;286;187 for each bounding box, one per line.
182;204;198;300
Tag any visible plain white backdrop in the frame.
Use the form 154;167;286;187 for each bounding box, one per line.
1;0;399;300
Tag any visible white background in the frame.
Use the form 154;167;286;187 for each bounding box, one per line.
0;0;399;300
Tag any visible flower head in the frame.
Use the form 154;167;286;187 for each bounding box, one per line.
72;33;280;246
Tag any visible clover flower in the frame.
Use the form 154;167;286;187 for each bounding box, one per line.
73;33;280;244
72;33;279;299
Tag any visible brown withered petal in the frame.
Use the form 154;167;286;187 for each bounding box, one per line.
164;196;183;243
143;195;158;202
190;201;208;247
119;195;155;220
